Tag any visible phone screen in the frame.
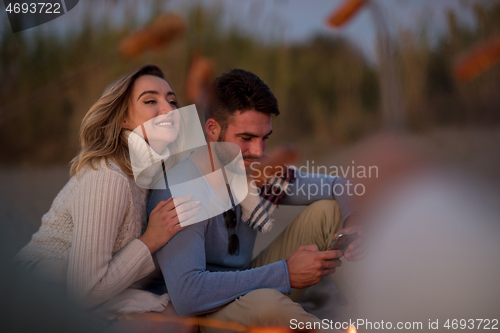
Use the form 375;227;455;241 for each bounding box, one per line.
327;232;357;252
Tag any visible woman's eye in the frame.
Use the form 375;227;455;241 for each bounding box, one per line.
169;100;178;107
144;100;156;104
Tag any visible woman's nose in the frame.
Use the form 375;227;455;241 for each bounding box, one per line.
159;100;175;115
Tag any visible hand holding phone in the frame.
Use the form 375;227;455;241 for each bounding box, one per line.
327;231;357;252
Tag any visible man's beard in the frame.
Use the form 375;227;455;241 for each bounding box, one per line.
214;135;255;175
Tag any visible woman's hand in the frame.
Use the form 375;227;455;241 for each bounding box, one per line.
139;195;200;254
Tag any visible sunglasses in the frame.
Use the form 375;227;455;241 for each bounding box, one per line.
224;209;239;255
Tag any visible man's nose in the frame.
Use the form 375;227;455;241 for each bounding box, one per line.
248;140;264;158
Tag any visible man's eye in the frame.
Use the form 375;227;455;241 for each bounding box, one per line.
144;100;156;104
263;137;269;141
241;137;251;141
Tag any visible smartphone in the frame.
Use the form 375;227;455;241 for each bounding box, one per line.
327;231;357;252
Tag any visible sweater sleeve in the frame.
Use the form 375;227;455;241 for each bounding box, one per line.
155;220;291;317
68;168;155;309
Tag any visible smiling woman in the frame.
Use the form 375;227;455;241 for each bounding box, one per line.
13;64;198;332
124;72;185;188
125;74;181;154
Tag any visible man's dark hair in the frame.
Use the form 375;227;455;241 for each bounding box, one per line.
209;69;279;137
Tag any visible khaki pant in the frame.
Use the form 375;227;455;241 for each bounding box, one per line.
201;200;344;332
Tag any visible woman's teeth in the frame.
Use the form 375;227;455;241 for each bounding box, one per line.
156;122;173;126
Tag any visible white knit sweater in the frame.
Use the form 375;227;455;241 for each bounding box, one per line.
15;158;168;314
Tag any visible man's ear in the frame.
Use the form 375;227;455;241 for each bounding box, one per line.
205;118;221;142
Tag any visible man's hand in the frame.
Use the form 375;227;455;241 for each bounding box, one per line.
286;245;343;289
334;221;366;262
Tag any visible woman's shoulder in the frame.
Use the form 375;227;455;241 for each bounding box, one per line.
77;158;128;180
74;158;134;193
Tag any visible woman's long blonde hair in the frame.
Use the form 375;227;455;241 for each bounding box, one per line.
70;64;178;177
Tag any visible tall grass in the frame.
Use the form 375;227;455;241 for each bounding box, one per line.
0;1;499;165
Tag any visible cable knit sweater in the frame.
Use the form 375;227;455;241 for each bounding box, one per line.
15;158;168;314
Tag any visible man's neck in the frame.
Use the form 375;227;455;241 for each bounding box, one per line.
189;142;223;174
188;143;234;208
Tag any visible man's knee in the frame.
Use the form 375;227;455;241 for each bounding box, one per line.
242;288;287;309
236;289;320;327
301;200;342;229
240;289;296;322
306;199;339;217
291;200;343;250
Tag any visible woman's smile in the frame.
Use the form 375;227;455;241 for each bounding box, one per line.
126;75;181;153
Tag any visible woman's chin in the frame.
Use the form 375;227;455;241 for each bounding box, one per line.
149;138;175;154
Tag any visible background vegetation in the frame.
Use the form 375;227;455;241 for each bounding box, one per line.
0;0;499;165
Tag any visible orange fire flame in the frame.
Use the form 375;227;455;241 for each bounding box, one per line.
247;326;293;333
453;36;500;82
326;0;366;28
119;13;186;59
122;313;301;332
348;325;357;333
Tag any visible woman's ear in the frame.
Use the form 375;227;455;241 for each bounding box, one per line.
205;118;221;142
122;119;129;130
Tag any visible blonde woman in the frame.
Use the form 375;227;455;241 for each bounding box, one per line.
15;65;198;327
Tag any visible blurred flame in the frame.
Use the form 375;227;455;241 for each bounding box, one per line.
123;313;246;331
348;325;357;333
248;326;293;333
185;54;215;104
122;313;301;332
119;13;186;59
326;0;366;28
453;36;500;81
